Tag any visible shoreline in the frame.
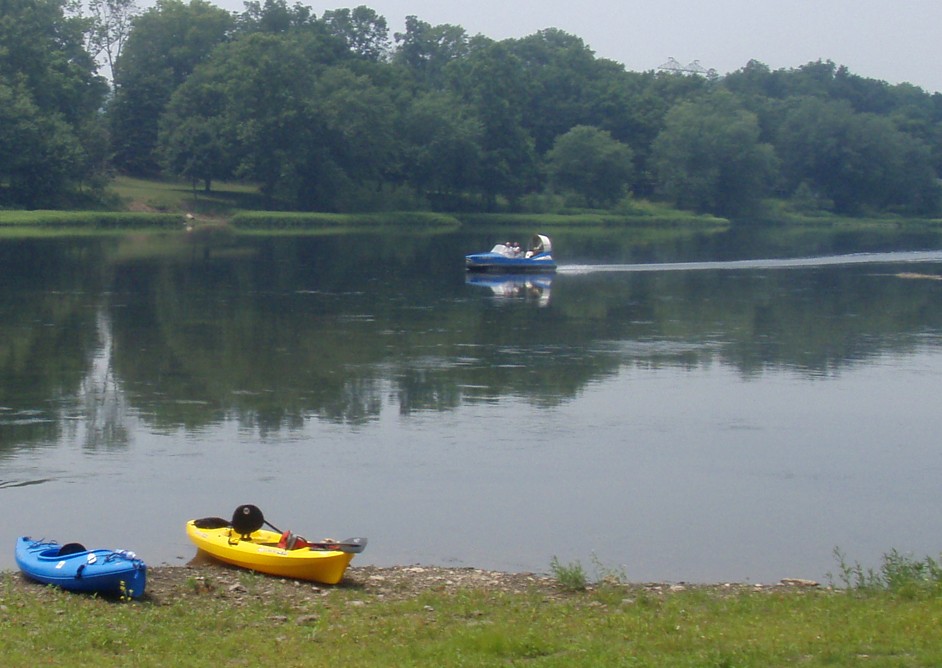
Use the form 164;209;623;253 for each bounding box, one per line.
2;562;824;605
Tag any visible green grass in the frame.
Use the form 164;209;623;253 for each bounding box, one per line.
109;175;265;215
3;547;942;667
230;210;461;231
0;209;180;228
5;176;941;234
3;568;942;667
457;209;729;228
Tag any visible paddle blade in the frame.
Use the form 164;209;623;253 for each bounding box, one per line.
309;537;367;554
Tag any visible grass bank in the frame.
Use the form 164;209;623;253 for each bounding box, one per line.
230;210;461;231
1;176;731;232
6;176;941;234
457;204;729;228
2;561;942;667
0;210;181;229
109;175;265;216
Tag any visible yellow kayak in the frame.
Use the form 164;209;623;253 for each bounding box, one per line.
186;510;364;584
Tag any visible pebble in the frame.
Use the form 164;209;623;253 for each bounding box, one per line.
780;578;820;587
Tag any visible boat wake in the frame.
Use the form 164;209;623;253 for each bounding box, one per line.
558;250;942;275
0;478;51;489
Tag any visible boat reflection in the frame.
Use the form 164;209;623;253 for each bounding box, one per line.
465;273;554;306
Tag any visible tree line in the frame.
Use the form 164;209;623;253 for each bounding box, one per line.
3;0;942;218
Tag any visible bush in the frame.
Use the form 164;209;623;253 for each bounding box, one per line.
549;556;587;591
830;547;942;597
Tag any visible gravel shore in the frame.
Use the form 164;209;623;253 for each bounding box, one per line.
3;559;822;605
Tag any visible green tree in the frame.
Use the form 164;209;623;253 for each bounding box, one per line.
400;91;483;207
887;83;942;177
602;69;712;197
546;125;634;207
82;0;140;79
723;60;789;101
109;0;233;174
206;32;319;207
322;5;389;61
0;0;107;123
168;26;391;210
291;64;398;210
0;0;108;206
236;0;315;34
507;29;602;154
0;80;82;206
775;97;940;214
158;67;234;191
652;91;777;216
448;39;537;208
393;15;468;89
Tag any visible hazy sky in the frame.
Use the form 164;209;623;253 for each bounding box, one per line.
202;0;942;93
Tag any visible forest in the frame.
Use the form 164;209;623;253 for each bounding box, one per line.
3;0;942;219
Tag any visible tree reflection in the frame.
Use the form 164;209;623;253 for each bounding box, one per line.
0;240;107;453
75;310;130;450
3;232;942;448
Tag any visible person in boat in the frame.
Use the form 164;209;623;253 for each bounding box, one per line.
501;241;522;257
525;237;544;258
490;242;521;258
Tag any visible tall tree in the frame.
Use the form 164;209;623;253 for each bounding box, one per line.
652;91;777;217
775;97;940;214
393;15;468;89
309;66;397;204
158;66;233;191
0;80;82;206
507;29;603;155
236;0;315;34
209;32;319;206
82;0;140;80
164;27;386;210
447;39;537;207
1;0;106;123
546;125;634;207
400;91;483;206
0;0;108;206
607;70;712;196
108;0;233;174
322;5;389;61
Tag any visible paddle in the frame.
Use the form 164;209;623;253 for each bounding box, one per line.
233;505;366;553
305;537;368;554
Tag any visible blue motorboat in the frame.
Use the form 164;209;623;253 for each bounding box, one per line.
465;234;557;272
15;536;147;599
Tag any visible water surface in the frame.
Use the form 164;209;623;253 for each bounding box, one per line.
2;227;942;583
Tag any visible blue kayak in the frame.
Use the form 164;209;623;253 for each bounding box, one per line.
15;536;147;599
465;234;557;273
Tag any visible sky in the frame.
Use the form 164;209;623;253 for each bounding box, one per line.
200;0;942;93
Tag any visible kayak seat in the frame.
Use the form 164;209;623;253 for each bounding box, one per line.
277;531;311;550
58;543;86;556
231;504;264;539
193;517;231;530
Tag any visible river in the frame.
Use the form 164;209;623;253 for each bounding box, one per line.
1;225;941;583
